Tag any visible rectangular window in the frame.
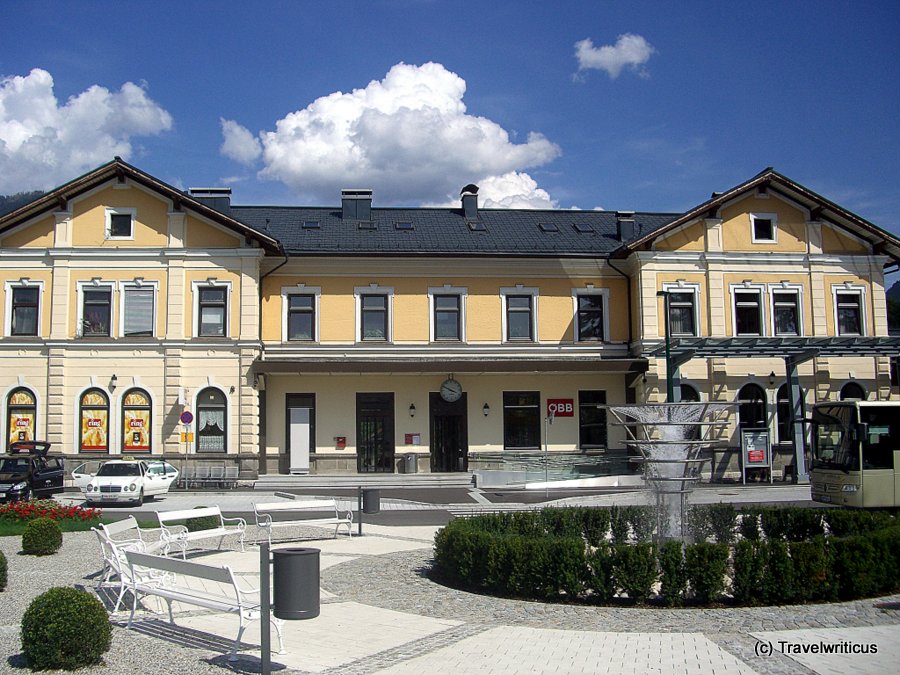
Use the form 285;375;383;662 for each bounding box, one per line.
105;208;135;240
836;292;862;335
11;287;39;336
506;295;534;341
734;290;763;335
123;287;154;337
503;391;540;450
751;213;777;243
287;294;315;341
668;291;697;337
773;291;800;336
434;295;461;341
82;289;112;336
576;295;605;341
361;294;388;341
579;390;607;448
198;287;227;337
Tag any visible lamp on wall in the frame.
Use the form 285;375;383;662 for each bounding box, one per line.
483;403;490;417
408;403;416;418
109;374;117;392
769;371;776;387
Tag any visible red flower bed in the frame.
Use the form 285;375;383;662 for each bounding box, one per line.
0;499;101;523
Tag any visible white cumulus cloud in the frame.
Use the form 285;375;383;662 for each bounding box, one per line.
222;62;562;205
0;68;172;194
575;34;655;79
220;118;261;165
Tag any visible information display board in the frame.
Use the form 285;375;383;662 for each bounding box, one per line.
740;428;772;484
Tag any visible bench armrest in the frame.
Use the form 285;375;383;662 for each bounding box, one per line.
342;510;354;524
255;513;273;527
160;523;189;539
222;516;246;530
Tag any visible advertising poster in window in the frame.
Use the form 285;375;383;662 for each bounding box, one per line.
123;410;150;451
81;409;108;451
8;412;34;445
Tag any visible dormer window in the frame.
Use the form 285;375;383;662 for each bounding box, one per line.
750;213;777;243
105;208;135;240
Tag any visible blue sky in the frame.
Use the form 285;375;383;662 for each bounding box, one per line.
1;1;898;232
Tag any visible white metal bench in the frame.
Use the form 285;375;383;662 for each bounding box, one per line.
253;499;353;545
156;506;246;556
93;524;169;613
124;549;284;661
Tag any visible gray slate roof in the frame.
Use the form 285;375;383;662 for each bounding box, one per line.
229;205;679;257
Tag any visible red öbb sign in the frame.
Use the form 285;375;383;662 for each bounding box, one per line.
547;399;574;417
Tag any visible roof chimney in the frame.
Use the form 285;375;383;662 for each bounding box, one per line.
616;211;636;241
342;189;372;221
461;184;479;220
189;187;232;214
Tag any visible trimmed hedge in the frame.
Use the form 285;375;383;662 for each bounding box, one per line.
21;517;62;556
432;506;900;607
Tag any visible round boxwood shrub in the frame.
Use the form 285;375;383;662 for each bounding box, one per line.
0;550;7;591
21;517;62;556
21;586;111;670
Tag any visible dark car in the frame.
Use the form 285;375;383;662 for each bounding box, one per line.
0;441;65;502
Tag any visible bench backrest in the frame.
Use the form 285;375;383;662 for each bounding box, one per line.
156;506;222;526
101;515;140;538
254;499;336;514
125;549;235;586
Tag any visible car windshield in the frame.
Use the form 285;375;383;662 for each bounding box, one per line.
0;458;30;473
97;463;141;477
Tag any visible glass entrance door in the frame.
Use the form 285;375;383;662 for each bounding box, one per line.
430;393;468;472
357;393;395;473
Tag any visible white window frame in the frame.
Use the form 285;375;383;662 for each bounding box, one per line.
105;207;136;241
4;279;44;337
729;282;767;337
76;279;116;338
750;212;778;244
768;282;804;337
661;282;701;338
118;279;159;338
428;285;467;343
281;284;321;342
572;287;610;343
354;284;394;343
831;283;867;337
500;285;539;343
192;279;232;338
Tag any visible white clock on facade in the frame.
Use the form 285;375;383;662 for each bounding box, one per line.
439;377;463;402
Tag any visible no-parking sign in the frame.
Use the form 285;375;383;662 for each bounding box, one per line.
180;411;194;425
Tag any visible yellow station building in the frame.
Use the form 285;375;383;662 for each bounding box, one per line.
1;159;898;479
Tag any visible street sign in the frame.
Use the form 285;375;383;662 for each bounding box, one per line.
180;411;194;425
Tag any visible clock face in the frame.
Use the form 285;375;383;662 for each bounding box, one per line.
439;378;463;402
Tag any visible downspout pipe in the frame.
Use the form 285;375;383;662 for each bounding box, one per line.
607;256;634;348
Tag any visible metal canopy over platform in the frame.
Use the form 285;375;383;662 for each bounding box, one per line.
644;335;900;485
646;336;900;369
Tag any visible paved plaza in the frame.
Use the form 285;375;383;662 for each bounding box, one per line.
2;487;899;674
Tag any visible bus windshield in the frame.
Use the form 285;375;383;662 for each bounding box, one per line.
811;404;858;471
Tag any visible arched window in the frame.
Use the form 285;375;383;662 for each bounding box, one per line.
840;382;866;400
7;388;36;449
122;389;152;453
196;387;227;453
79;388;109;453
737;383;767;430
680;384;701;402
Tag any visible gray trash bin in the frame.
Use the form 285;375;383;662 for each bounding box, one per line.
404;452;417;474
272;547;320;620
362;488;380;514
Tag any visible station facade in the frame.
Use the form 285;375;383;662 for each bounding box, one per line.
1;159;897;478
